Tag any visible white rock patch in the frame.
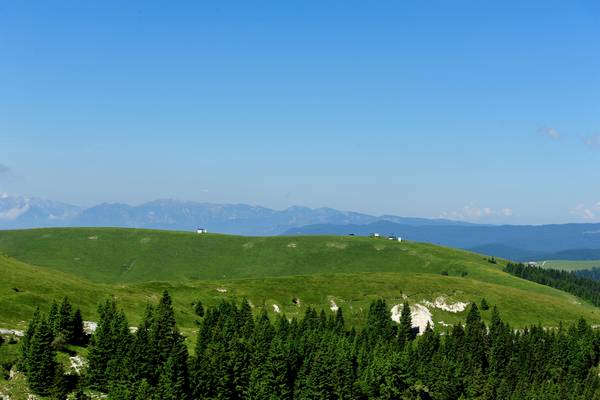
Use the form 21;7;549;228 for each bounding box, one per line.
88;236;98;240
83;321;97;334
391;304;434;335
390;304;403;323
422;297;468;313
216;288;228;293
69;355;86;375
0;328;24;337
411;304;434;334
330;300;339;312
272;304;281;313
287;242;297;248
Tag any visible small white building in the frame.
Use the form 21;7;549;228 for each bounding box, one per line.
197;228;207;234
397;237;403;243
370;233;380;238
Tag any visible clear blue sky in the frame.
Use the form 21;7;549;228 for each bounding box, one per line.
1;0;599;224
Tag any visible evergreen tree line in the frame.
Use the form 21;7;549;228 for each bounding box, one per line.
504;262;600;307
574;267;600;282
19;292;600;399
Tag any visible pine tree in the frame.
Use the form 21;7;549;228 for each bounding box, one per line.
87;298;131;391
19;307;41;373
239;299;255;338
129;304;154;383
158;332;190;400
71;308;85;344
334;307;345;333
48;300;59;335
149;290;177;375
398;301;413;348
364;299;395;349
247;335;291;399
194;300;204;318
26;318;56;396
480;298;490;311
50;363;69;400
57;296;74;341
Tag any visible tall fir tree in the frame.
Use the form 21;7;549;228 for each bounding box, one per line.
87;298;131;391
56;296;74;341
19;307;41;373
158;332;190;400
149;290;177;381
398;301;413;348
26;318;57;396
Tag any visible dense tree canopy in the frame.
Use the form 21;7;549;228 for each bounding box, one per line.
18;291;600;399
505;263;600;306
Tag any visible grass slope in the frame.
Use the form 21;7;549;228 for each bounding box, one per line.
0;228;598;336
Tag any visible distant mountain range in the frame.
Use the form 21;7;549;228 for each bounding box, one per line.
284;221;600;261
3;194;600;261
0;195;469;236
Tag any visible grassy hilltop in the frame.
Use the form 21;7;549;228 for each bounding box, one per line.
0;227;599;337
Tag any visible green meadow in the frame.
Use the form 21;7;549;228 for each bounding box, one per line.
0;227;599;341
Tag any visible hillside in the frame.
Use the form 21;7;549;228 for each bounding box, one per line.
284;221;600;261
0;228;599;336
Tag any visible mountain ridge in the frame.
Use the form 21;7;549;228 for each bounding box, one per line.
0;194;473;235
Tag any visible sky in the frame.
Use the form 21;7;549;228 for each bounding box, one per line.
1;0;599;225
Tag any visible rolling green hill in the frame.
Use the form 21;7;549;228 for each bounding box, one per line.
0;227;599;337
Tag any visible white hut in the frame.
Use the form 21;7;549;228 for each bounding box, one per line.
196;228;207;234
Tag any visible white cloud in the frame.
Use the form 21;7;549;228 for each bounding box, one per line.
571;203;600;221
538;127;560;140
502;208;514;217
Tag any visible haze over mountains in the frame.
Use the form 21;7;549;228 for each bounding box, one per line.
0;194;468;235
2;194;600;261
